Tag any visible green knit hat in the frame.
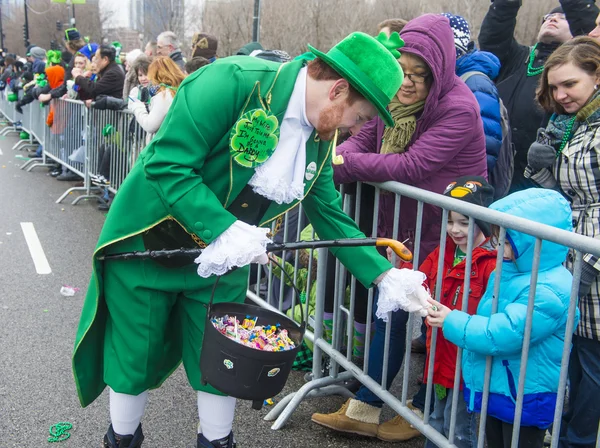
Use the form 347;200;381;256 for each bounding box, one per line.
308;32;404;127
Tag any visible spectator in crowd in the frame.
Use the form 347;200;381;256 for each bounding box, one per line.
252;49;292;63
479;1;596;193
524;36;600;448
122;49;144;101
111;41;124;68
38;28;88;103
128;56;184;144
444;14;504;179
28;50;65;159
144;41;157;58
312;14;487;442
123;49;142;72
61;50;72;67
73;52;89;71
236;41;263;56
589;11;600;41
418;176;497;448
123;54;150;101
0;53;17;90
191;32;218;62
156;31;185;70
73;45;125;101
66;43;98;100
562;0;600;38
377;18;408;36
28;46;46;75
24;44;36;72
430;188;575;448
184;56;209;75
16;49;59;114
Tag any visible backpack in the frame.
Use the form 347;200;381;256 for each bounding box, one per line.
460;71;514;200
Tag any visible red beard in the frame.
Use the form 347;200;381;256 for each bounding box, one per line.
316;102;345;141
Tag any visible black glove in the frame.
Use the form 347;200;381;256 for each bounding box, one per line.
138;86;150;104
579;261;600;298
92;95;127;111
527;141;557;171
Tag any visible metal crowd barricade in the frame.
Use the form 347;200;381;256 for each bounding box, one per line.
42;98;100;205
18;102;55;172
0;89;21;138
87;107;147;195
246;181;600;448
10;96;149;204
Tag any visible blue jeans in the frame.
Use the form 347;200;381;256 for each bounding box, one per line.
425;388;477;448
354;292;409;408
559;335;600;448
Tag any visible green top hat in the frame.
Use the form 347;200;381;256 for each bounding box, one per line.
308;32;404;127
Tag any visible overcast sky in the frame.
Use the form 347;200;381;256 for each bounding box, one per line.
99;0;130;28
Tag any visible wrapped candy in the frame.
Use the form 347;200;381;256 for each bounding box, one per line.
211;315;296;352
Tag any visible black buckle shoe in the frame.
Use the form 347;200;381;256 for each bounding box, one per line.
197;431;236;448
103;424;144;447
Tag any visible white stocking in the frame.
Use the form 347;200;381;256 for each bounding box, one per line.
197;391;236;441
109;388;148;436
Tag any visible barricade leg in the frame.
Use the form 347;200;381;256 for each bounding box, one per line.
56;182;101;205
256;248;358;429
12;139;36;151
24;157;54;171
0;124;19;137
269;376;355;428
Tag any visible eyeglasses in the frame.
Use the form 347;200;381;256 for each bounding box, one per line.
404;72;430;84
543;13;566;22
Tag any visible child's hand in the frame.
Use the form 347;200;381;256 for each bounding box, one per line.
267;252;278;264
426;298;451;328
71;67;82;78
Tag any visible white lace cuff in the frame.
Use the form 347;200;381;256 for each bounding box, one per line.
376;268;430;321
249;166;305;205
194;221;272;278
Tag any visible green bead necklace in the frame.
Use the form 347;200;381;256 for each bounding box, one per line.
48;422;72;443
556;116;577;158
527;44;545;77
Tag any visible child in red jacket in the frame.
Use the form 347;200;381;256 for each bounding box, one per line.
422;176;496;448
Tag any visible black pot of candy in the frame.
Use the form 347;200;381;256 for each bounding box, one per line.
200;301;304;410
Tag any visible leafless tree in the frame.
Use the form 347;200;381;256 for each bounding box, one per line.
1;0;103;55
201;0;566;58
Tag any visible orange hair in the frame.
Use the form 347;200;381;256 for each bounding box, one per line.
147;56;185;97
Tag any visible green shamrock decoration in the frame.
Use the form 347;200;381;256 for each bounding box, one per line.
230;108;280;168
376;32;405;59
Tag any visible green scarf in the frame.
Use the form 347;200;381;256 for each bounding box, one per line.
546;91;600;148
380;96;425;155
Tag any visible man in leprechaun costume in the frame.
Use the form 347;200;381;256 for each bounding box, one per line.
73;31;431;448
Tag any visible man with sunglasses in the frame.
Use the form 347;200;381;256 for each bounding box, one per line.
479;0;597;194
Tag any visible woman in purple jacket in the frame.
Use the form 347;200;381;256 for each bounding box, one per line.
312;14;487;443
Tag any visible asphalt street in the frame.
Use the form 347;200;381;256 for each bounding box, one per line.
0;130;426;448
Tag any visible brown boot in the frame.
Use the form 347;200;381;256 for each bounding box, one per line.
311;398;380;437
377;401;423;442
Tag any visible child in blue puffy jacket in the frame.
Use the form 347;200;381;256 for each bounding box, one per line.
427;189;577;448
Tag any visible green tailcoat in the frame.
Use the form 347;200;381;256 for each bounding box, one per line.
73;57;392;407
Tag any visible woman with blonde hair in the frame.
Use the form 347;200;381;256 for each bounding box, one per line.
128;56;185;144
